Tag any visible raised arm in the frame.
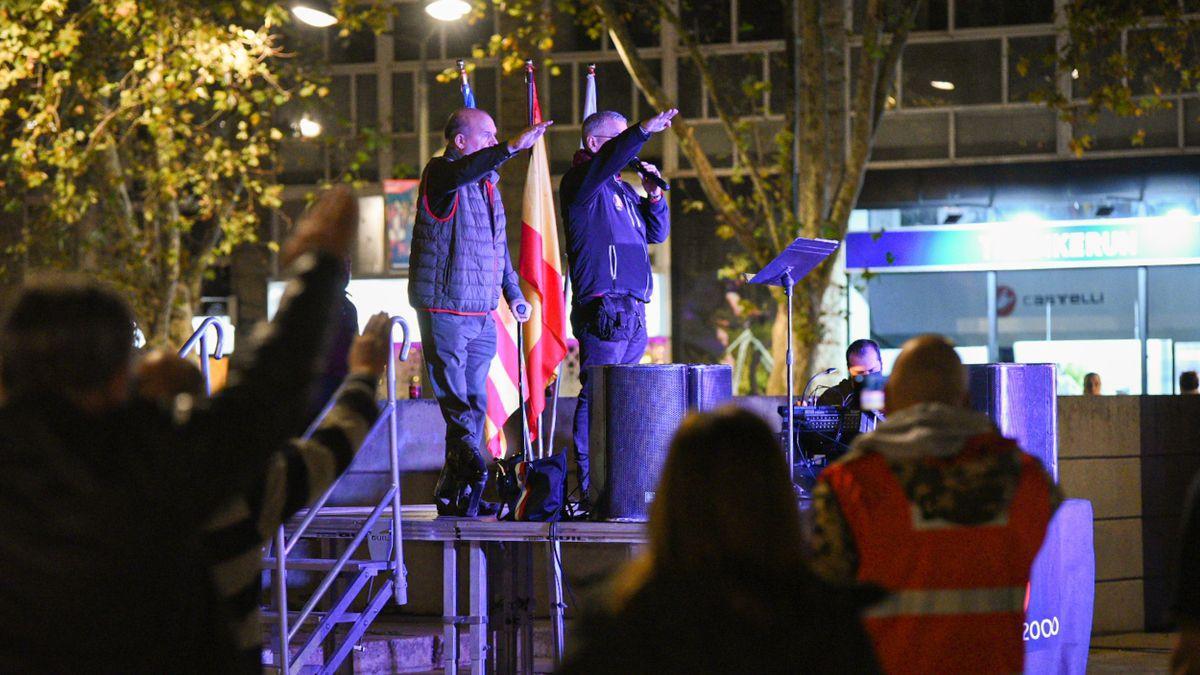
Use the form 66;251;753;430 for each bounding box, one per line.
169;187;359;522
424;120;554;202
572;109;677;205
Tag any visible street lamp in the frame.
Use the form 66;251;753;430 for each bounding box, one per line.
292;3;338;28
298;115;323;138
425;0;471;22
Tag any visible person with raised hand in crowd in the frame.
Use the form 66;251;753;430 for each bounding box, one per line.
810;334;1060;675
410;106;549;517
0;185;359;672
560;407;881;674
135;311;393;672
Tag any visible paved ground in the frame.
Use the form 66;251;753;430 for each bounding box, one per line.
1088;633;1173;674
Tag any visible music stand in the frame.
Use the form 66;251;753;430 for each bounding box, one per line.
748;237;839;483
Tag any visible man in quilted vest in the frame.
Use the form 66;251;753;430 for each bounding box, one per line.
809;335;1060;674
410;107;550;517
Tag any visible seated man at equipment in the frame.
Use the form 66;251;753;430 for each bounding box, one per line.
817;338;883;409
809;334;1060;675
1182;370;1199;395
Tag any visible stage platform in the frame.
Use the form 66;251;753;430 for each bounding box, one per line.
285;504;646;674
297;504;647;544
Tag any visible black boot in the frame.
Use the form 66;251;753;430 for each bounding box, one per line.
433;455;465;516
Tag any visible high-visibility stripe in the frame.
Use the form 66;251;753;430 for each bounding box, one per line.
865;585;1026;619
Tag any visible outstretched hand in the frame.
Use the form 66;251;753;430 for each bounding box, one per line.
349;312;393;378
639;108;678;135
506;120;554;153
282;185;359;266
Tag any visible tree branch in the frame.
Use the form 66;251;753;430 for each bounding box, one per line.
654;0;783;252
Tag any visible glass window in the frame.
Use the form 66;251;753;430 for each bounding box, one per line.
862;272;988;349
441;9;493;61
1187;99;1200;147
767;51;790;115
355;74;378;131
427;72;460;133
392;134;421;179
682;0;731;44
329;29;375;64
595;61;634;118
549;64;575;126
392;72;415;133
471;66;497;115
739;2;785;42
635;59;662;119
1074;108;1179;151
1008;35;1056;103
393;3;430;61
327;75;352;134
955;109;1056;157
279;138;326;184
997;268;1141;393
678;122;732;167
955;0;1053;28
902;40;1003;107
871;112;948;161
678;57;705;119
854;0;947;33
1149;265;1200;394
708;53;764;117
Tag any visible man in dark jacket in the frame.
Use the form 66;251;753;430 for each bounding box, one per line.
817;338;883;409
0;186;357;672
410;107;550;516
560;107;677;500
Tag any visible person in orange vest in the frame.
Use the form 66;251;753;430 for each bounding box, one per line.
809;334;1061;675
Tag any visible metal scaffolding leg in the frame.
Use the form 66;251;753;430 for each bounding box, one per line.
546;540;565;666
469;541;488;675
443;541;458;675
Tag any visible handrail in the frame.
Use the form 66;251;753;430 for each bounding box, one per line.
177;317;226;396
385;316;411;603
271;315;412;673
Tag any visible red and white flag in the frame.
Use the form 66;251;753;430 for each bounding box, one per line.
519;66;568;443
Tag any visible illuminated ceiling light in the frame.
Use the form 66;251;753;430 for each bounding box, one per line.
298;116;323;138
1013;212;1043;224
1071;68;1080;80
425;0;471;21
292;4;338;28
930;80;955;91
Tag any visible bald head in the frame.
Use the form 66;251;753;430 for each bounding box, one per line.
884;334;968;415
135;349;204;404
443;107;498;155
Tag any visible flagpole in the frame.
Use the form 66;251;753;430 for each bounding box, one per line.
545;261;569;456
522;59;541;459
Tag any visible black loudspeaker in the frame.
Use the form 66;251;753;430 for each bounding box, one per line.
590;364;733;521
967;363;1058;482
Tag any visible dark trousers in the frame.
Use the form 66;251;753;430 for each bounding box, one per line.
570;296;648;497
417;310;495;491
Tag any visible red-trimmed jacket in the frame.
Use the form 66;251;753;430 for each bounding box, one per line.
822;436;1053;675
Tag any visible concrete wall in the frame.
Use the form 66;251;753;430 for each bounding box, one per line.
1058;395;1200;634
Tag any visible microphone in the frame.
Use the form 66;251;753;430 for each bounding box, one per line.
801;367;839;406
628;156;670;192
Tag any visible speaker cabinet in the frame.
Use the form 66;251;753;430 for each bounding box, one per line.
590;364;732;520
967;363;1058;482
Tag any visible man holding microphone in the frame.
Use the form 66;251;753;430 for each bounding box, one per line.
560;108;678;506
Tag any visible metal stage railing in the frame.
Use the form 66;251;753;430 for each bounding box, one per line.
265;315;412;675
178;316;226;395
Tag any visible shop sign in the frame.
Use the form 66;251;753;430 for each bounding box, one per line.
846;216;1200;272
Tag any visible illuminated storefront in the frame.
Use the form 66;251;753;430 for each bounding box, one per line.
846;214;1200;395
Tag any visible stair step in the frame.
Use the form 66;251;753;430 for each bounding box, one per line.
261;557;390;573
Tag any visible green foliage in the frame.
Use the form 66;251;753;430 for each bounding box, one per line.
1021;0;1200;156
0;0;374;345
